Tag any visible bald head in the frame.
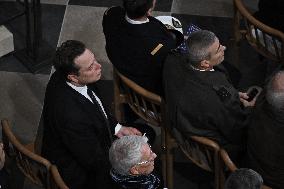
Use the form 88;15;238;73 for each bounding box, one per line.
266;71;284;110
225;168;263;189
270;72;284;92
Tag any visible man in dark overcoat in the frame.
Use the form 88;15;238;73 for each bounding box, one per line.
247;71;284;189
103;0;180;95
163;30;255;162
41;40;141;189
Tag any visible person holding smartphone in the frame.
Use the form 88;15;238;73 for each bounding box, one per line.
163;30;255;164
247;71;284;189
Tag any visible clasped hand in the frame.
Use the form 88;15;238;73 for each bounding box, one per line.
238;92;256;107
116;126;142;138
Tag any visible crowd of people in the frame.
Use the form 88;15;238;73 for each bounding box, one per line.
0;0;281;189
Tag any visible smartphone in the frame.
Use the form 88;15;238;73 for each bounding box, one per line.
247;88;259;102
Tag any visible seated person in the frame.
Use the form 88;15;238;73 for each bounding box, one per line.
163;30;254;162
102;0;181;95
225;168;263;189
41;40;144;189
109;135;161;189
246;71;284;189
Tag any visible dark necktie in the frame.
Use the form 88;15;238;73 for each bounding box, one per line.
87;88;107;119
87;87;113;142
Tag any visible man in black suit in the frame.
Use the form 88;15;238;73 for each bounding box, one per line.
102;0;180;95
163;30;254;162
41;40;142;189
247;71;284;188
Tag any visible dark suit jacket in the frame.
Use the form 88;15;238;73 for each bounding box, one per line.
41;71;117;189
103;6;177;95
247;99;284;189
163;52;249;160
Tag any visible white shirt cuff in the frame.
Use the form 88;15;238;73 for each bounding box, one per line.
114;123;122;135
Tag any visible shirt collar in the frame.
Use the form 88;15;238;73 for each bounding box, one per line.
66;81;88;94
190;65;215;72
125;14;149;24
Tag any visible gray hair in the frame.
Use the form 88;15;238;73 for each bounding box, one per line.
266;71;284;111
109;135;148;175
186;30;217;67
225;168;263;189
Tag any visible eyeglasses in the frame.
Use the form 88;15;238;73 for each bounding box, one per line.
215;43;226;54
134;143;155;166
135;159;154;166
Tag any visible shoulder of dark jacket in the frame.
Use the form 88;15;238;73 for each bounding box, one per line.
149;16;168;28
164;51;186;67
49;71;65;86
167;50;187;59
103;6;124;18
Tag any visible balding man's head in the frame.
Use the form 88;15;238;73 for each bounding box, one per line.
266;71;284;110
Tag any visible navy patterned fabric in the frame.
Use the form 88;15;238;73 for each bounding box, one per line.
177;23;201;54
110;169;161;189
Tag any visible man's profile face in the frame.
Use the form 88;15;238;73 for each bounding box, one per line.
73;49;102;86
206;38;226;67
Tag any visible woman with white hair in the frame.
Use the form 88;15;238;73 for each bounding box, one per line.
109;135;160;189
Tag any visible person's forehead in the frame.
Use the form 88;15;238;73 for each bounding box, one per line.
141;144;151;157
74;49;94;66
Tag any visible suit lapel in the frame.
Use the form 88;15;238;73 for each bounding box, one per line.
66;84;106;124
64;82;113;143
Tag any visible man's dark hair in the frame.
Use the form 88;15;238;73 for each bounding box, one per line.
53;40;86;80
225;168;263;189
186;30;216;67
123;0;154;19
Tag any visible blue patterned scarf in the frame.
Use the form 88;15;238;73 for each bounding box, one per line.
110;169;160;189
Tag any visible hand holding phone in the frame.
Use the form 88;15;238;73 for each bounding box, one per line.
247;88;259;102
246;86;262;102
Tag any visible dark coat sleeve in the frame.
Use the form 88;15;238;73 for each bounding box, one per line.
55;98;112;171
177;80;248;146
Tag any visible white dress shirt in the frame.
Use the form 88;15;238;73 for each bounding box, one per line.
190;65;215;72
125;14;149;24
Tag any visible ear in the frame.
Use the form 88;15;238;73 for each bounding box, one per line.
146;9;152;16
200;59;210;69
67;74;79;84
129;166;140;175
